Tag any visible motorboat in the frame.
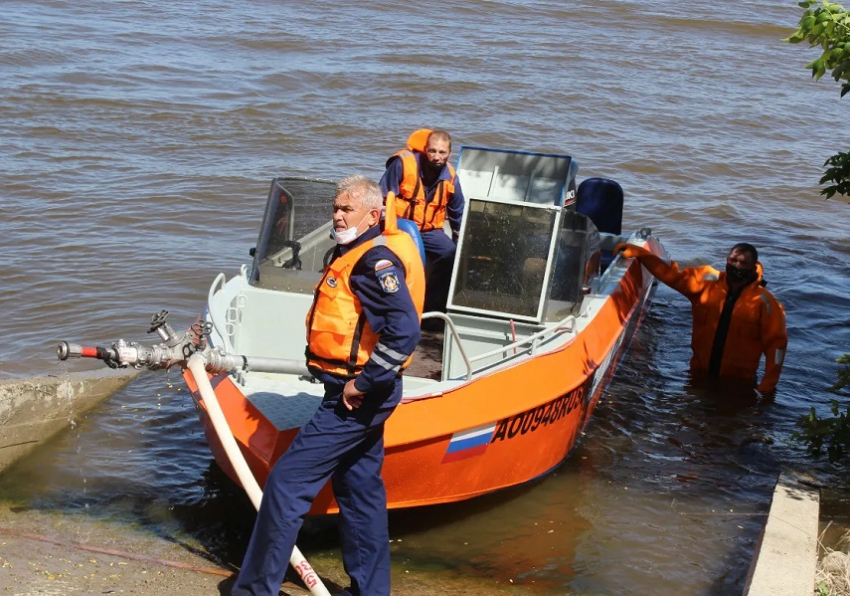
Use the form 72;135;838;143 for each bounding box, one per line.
59;146;668;516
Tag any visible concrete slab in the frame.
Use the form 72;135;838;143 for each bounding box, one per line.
743;470;819;596
0;369;139;474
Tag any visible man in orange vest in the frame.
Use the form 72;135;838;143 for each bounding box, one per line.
615;241;787;393
233;176;424;596
380;129;465;319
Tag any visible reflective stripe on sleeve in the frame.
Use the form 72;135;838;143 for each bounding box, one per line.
374;342;409;363
371;351;402;373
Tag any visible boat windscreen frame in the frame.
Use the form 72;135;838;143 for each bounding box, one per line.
249;177;337;288
454;145;578;208
446;195;565;324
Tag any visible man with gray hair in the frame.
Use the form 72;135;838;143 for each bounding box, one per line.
233;175;425;596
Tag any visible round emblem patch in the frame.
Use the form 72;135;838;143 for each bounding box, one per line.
327;277;337;288
378;271;400;294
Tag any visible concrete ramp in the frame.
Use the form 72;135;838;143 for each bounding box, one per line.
0;369;139;474
743;470;819;596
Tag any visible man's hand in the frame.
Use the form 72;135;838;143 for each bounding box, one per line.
755;381;776;396
452;230;459;244
614;243;639;259
343;379;365;410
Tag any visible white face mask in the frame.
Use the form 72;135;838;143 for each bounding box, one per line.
332;213;368;245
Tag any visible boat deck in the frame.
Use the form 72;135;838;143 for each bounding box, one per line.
240;328;446;431
405;329;444;381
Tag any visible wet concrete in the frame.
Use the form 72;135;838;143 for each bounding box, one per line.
0;370;139;474
743;471;820;596
0;503;534;595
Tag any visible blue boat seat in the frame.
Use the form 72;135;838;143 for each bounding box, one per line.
395;218;426;264
576;178;624;271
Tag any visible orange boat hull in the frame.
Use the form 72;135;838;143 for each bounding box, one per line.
185;254;656;515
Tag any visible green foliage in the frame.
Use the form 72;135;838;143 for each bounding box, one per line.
793;399;850;463
833;353;850;391
792;355;850;463
820;151;850;199
786;1;850;200
786;0;850;95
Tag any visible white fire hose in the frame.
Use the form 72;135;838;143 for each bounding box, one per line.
186;354;331;596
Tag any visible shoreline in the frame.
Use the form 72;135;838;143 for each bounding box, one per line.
0;503;534;595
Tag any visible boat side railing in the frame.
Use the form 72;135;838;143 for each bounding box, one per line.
423;311;577;382
466;314;576;368
421;312;473;380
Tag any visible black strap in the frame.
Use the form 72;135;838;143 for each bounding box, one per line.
427;180;446;227
707;288;742;376
346;313;368;375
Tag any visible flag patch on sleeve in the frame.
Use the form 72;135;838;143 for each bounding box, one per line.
375;259;394;272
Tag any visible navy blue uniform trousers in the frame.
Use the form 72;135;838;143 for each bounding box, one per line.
232;376;402;596
421;228;456;313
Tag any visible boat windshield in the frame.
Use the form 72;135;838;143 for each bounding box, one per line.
447;147;600;324
448;203;600;323
450;200;557;319
249;177;337;293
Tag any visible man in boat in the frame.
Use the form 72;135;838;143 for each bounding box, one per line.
380;128;465;319
615;242;787;393
232;176;424;596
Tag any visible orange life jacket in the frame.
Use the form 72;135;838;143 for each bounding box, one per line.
388;129;457;232
305;196;425;378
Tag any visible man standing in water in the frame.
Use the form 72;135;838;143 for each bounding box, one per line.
232;176;424;596
615;242;787;393
381;129;465;319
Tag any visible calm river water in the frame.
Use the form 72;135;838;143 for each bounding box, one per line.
1;0;849;594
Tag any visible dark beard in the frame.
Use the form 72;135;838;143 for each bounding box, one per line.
421;160;442;184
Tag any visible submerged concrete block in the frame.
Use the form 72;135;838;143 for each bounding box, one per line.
743;470;819;596
0;369;139;473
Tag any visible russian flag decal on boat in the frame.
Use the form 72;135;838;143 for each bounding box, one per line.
442;423;497;463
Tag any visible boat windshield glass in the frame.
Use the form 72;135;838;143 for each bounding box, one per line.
249;178;337;292
450;199;557;319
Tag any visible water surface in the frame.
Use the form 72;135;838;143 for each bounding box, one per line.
1;1;849;594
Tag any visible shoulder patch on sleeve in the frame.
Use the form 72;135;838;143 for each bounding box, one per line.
375;258;395;272
378;270;400;294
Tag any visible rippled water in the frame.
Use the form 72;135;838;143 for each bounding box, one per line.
1;0;849;593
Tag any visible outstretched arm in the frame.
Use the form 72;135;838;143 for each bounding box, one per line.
614;243;706;299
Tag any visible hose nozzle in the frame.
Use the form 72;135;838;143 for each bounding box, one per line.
57;341;81;360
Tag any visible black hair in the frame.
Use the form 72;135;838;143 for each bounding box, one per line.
730;242;758;263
